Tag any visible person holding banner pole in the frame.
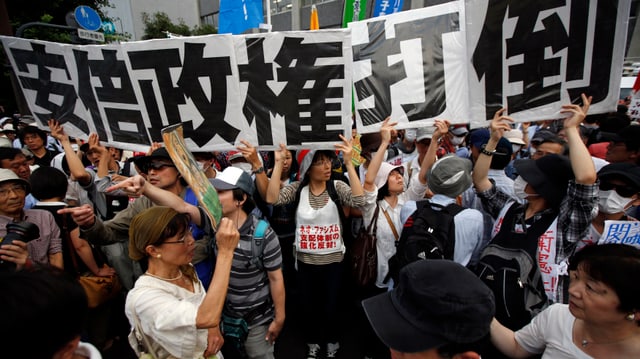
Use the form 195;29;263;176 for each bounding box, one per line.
264;135;365;359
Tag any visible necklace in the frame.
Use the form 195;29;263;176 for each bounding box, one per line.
581;332;639;348
145;270;183;281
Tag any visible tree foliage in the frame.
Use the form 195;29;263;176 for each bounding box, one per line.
7;0;112;43
142;12;217;40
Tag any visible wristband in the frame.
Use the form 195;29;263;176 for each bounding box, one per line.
252;166;265;174
480;147;496;156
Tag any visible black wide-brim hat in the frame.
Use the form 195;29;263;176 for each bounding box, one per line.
514;154;574;207
362;260;495;353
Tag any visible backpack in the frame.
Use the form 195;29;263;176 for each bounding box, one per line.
386;200;463;285
474;202;555;330
250;219;269;270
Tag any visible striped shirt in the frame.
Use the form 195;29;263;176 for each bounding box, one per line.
224;215;282;327
274;180;366;265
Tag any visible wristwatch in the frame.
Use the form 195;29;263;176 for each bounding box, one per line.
480;147;496;156
253;166;265;174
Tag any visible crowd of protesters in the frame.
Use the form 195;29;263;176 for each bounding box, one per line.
1;94;640;359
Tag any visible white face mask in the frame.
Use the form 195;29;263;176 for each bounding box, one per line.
512;144;522;153
370;150;389;162
598;190;632;214
232;162;253;175
513;176;538;200
451;136;465;146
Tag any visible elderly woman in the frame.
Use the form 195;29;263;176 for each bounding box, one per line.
490;243;640;358
125;207;239;359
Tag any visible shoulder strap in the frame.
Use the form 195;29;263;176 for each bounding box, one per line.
381;207;398;241
129;290;159;359
250;219;269;270
327;179;348;226
443;203;464;217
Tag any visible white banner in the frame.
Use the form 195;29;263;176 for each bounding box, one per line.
466;0;631;128
350;1;469;133
0;30;352;151
2;0;632;143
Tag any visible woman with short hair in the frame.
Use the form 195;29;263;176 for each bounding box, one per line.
491;243;640;358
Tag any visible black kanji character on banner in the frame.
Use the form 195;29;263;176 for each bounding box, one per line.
353;12;460;127
11;43;89;133
74;48;148;145
128;45;238;146
240;36;345;146
472;0;618;121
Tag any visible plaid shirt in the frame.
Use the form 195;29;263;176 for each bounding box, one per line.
477;179;598;303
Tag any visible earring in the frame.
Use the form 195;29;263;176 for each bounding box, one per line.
156;254;161;259
626;313;635;321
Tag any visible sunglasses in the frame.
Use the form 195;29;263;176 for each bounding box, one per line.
599;181;638;198
143;162;176;173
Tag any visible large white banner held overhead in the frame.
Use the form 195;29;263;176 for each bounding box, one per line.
350;1;469;133
466;0;631;127
1;0;632;144
0;30;353;152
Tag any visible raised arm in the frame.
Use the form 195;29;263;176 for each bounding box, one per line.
48;119;91;185
337;134;364;196
265;144;287;204
363;117;397;192
473;109;514;193
106;175;203;225
88;133;118;178
561;94;596;185
417;120;449;185
237;140;269;199
196;217;238;328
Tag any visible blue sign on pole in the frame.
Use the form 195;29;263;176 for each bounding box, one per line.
75;6;102;31
219;0;264;34
373;0;404;17
102;21;116;35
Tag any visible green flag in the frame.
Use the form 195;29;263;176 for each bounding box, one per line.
342;0;368;28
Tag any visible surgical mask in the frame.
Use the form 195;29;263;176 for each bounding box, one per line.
370;150;388;162
451;136;465;146
512;144;522;153
404;128;417;142
598;189;631;214
232;162;253;175
513;176;538;200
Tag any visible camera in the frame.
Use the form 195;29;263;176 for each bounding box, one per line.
0;221;40;270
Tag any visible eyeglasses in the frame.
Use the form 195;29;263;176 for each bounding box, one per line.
162;232;190;245
0;184;26;198
600;181;638;198
144;162;176;173
312;159;333;167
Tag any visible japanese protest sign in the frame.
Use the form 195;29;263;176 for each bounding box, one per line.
467;0;631;127
350;1;469;133
0;30;352;152
1;0;632;144
598;220;640;249
351;0;631;132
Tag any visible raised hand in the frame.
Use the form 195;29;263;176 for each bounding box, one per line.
489;108;514;140
561;93;592;129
